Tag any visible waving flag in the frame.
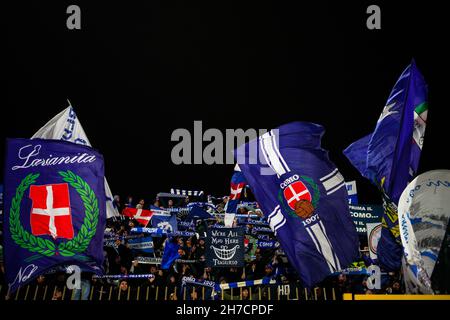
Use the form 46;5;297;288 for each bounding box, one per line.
398;170;450;293
31;102;120;219
151;214;178;233
3;138;106;293
186;204;212;220
161;239;181;270
236;122;359;287
343;60;428;270
224;165;247;214
122;207;153;227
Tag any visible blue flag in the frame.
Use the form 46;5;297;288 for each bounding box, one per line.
151;214;178;233
225;168;247;213
161;239;180;269
3;138;106;293
186;204;212;220
236;122;359;287
343;60;428;270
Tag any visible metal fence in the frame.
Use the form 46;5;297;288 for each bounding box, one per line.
0;283;339;301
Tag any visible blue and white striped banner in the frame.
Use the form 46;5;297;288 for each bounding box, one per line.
128;237;154;253
330;267;386;276
104;234;143;241
93;274;155;279
163;207;190;213
181;276;216;288
215;213;260;218
131;227;198;238
131;227;163;234
251;226;273;233
238;220;269;226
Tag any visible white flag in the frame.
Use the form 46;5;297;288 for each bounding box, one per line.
398;169;450;294
31;103;120;218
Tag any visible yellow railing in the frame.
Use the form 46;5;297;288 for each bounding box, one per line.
1;284;338;301
344;293;450;301
4;284;449;301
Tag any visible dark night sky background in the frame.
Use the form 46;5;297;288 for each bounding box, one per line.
3;1;450;205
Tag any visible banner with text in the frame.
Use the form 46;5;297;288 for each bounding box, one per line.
349;204;383;235
206;227;244;268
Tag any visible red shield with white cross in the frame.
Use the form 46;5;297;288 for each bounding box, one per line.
283;181;312;210
29;183;74;240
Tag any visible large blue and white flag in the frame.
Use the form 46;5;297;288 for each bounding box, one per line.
344;60;428;270
31;103;120;219
3;138;106;293
236;122;359;287
151;214;178;233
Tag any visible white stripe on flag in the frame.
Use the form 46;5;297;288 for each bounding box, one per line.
319;221;341;270
306;227;334;272
274;218;286;232
320;168;338;182
326;181;346;195
322;171;344;192
268;205;280;220
260;133;287;176
273;217;285;230
268;210;284;231
310;223;337;272
270;130;290;172
259;137;277;176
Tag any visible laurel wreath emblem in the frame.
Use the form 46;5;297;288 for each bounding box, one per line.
9;170;99;257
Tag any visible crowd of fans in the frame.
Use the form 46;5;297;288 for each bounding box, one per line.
0;194;404;300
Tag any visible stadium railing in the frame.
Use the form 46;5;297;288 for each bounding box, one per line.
0;283;339;301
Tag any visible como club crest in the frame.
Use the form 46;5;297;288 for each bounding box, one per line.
278;174;320;219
